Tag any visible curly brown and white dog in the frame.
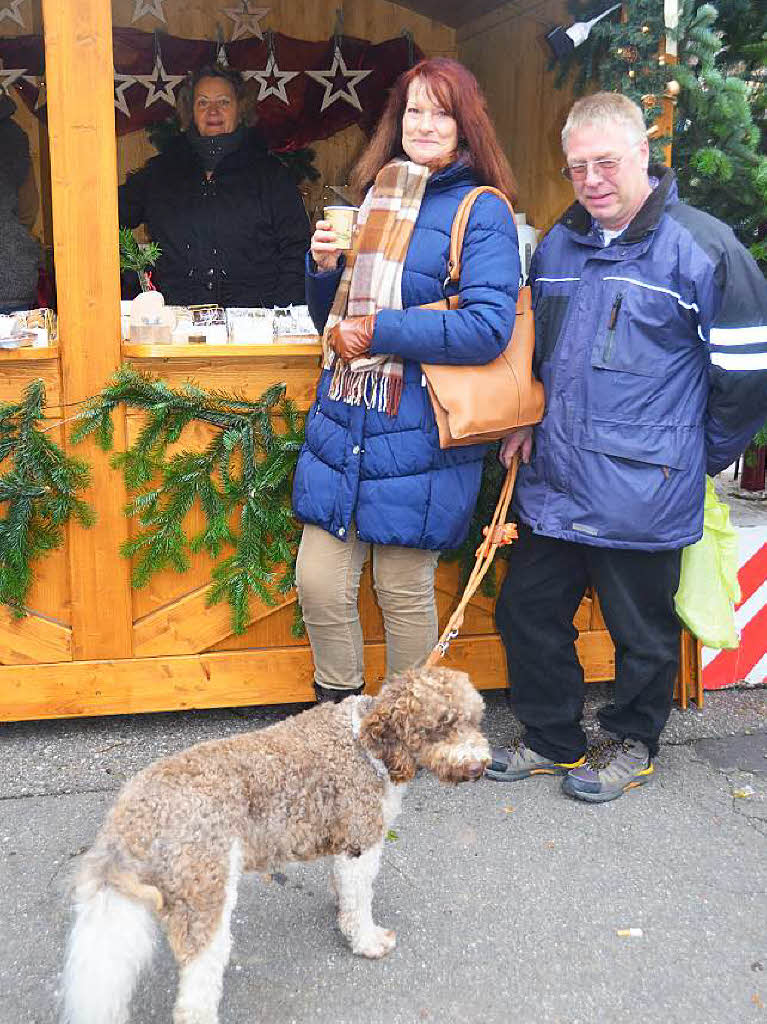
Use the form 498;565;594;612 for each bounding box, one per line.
61;667;490;1024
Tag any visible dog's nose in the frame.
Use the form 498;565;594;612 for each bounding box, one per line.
464;760;486;780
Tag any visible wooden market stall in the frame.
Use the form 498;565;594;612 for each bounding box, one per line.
0;0;701;721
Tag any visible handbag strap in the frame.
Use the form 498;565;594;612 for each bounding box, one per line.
445;185;516;289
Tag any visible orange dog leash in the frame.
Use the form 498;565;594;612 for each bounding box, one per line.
425;453;519;668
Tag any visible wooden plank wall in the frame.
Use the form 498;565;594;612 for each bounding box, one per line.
458;0;576;233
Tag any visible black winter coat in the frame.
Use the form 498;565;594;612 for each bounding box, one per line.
118;129;309;307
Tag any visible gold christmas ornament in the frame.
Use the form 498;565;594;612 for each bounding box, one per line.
665;79;681;97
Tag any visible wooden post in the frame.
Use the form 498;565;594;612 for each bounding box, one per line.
657;45;678;168
42;0;133;659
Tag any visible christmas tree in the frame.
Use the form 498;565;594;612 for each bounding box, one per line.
674;2;767;271
552;0;672;156
552;1;767;272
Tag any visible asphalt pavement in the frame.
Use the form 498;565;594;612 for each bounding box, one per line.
1;682;766;1024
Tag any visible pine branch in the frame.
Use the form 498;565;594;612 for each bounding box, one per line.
72;366;304;634
119;227;161;274
0;380;94;617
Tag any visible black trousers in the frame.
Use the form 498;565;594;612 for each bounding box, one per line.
495;524;682;761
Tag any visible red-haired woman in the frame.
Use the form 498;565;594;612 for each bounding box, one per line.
293;58;520;702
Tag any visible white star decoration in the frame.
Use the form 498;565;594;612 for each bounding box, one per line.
0;60;26;93
33;77;46;109
0;1;26;29
22;74;46;109
135;55;183;108
223;3;268;42
305;47;372;113
114;71;136;118
216;41;230;67
131;0;167;24
244;53;299;105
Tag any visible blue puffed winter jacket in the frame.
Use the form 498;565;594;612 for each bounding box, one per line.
515;166;767;551
292;161;519;550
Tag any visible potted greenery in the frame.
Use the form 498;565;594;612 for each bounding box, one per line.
118;228;161;293
741;423;767;492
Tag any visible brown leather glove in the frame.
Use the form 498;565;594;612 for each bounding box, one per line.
328;314;376;361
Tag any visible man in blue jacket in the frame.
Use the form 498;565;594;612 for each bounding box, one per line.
488;92;767;802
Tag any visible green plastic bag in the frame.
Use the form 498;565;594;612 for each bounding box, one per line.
674;476;741;649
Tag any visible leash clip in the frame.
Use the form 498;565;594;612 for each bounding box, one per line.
436;627;460;657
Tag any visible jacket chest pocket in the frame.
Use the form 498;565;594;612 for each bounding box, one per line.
590;291;660;377
589;285;682;379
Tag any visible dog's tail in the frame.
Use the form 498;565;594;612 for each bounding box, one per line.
61;843;162;1024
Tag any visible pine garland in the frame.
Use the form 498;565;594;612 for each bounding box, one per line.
0;381;94;617
71;366;305;635
0;369;505;627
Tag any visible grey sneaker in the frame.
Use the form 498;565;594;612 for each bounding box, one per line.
485;738;586;781
562;738;653;803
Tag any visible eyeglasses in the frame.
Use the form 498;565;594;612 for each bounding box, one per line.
561;141;641;181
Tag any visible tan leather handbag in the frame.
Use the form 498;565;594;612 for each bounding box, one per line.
420;186;545;448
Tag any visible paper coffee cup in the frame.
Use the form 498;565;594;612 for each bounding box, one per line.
324;205;358;250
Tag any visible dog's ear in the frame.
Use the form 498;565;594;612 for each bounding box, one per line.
359;700;417;784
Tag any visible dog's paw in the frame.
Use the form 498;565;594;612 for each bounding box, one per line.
353;926;396;959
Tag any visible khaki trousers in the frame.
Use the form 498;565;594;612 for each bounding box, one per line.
296;523;440;691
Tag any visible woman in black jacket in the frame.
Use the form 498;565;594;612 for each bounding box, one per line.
118;65;309;307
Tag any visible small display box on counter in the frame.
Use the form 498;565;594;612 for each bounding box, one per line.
0;308;57;351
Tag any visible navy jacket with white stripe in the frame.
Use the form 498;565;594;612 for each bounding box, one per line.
515;165;767;551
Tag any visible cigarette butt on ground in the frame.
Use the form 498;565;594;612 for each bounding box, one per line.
616;928;644;938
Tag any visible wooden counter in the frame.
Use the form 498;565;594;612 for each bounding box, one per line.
0;345;60;362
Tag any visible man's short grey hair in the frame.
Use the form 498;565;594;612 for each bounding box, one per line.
561;92;647;152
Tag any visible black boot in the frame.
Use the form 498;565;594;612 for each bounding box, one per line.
314;681;365;704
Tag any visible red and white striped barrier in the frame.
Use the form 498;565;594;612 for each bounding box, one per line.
702;525;767;689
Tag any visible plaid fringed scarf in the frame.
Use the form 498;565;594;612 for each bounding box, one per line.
323;159;430;417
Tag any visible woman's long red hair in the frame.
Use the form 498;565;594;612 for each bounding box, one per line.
351;58;516;201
